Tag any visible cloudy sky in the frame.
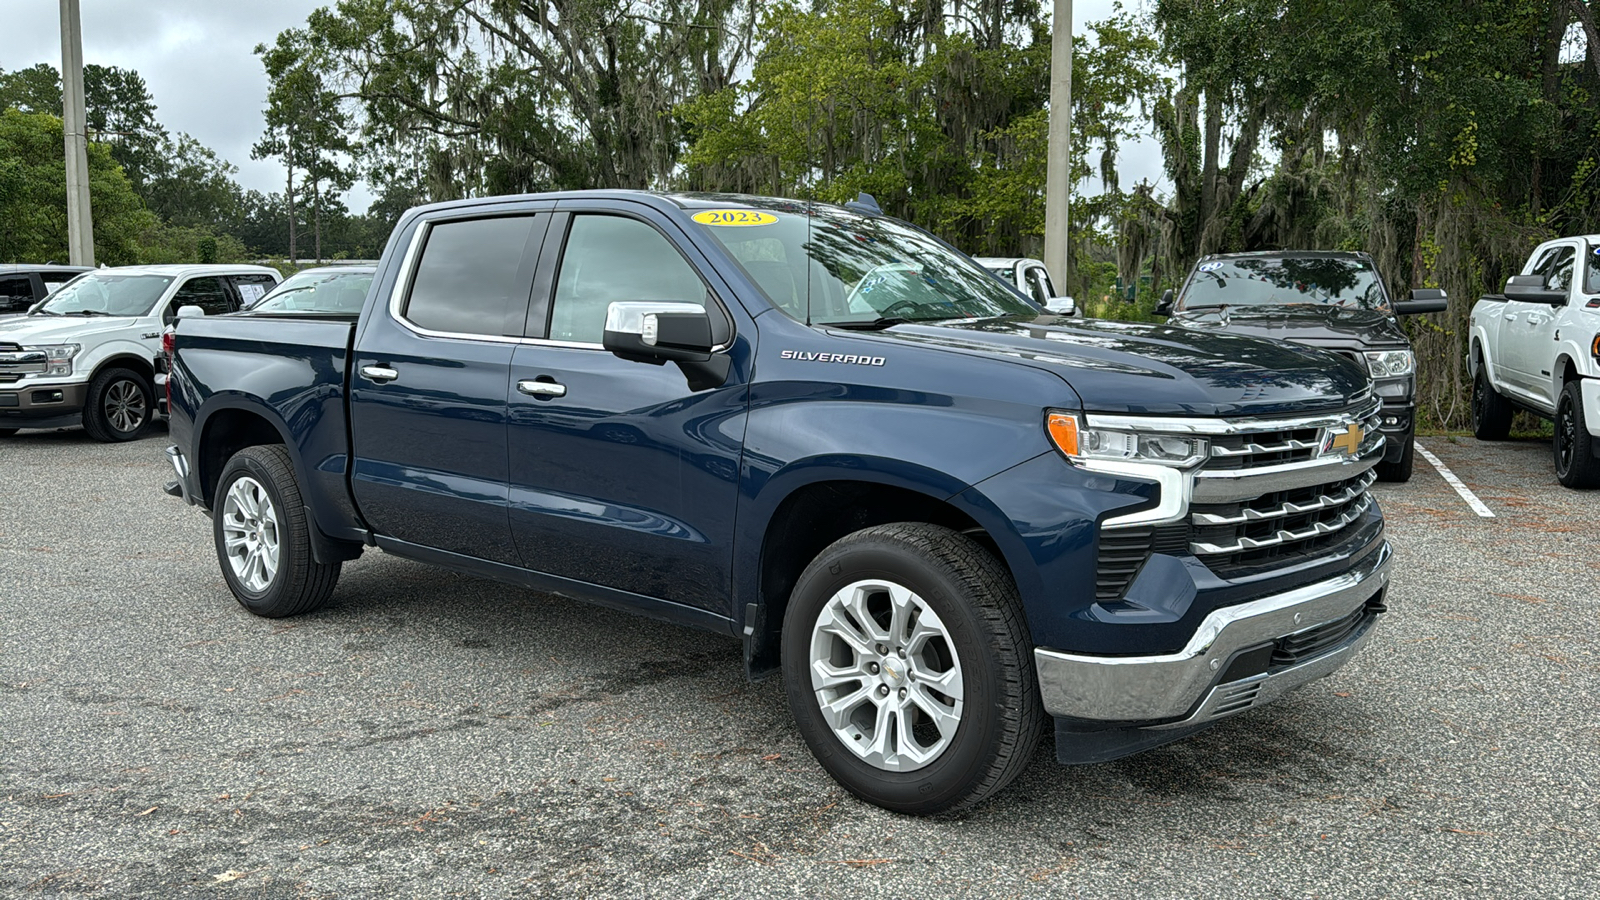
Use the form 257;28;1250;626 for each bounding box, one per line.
5;0;1166;214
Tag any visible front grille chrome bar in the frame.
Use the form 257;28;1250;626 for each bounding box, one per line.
1191;470;1378;526
1191;494;1372;555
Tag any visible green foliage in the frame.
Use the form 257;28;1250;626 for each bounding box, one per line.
0;109;155;264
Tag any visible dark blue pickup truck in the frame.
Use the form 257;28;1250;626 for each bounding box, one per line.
164;191;1392;815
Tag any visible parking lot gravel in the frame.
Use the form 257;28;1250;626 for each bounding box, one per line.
2;426;1598;898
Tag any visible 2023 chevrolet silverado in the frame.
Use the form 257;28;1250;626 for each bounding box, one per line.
164;192;1392;814
1470;237;1600;487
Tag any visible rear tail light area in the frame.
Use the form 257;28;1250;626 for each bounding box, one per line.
161;327;176;409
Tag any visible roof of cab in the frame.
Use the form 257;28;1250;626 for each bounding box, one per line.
404;189;856;220
80;264;281;277
0;263;94;276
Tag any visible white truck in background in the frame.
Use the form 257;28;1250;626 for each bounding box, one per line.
1469;236;1600;487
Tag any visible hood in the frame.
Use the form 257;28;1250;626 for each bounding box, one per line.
1170;305;1408;348
0;314;142;345
852;315;1370;417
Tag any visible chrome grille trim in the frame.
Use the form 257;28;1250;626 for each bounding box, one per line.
1210;437;1321;458
1191;494;1372;555
1084;397;1380;436
1191;470;1378;526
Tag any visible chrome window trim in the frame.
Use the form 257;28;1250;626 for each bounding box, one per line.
1084;397;1379;435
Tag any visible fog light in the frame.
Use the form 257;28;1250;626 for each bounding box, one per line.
1383;416;1399;427
30;390;64;404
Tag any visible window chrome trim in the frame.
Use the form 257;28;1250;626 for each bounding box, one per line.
386;220;524;346
1084;397;1379;436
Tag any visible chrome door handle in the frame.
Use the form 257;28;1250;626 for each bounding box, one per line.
360;365;399;383
517;379;566;398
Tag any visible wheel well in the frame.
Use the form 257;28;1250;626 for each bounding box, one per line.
197;409;285;508
1557;354;1580;385
93;354;153;385
747;480;1003;677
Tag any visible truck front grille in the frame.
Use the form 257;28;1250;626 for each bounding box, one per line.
1205;425;1323;470
1188;470;1376;574
1271;598;1378;667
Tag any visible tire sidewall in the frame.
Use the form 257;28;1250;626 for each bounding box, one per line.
88;368;153;441
782;540;1009;814
213;452;296;614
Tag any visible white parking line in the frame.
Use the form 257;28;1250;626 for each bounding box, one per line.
1413;441;1495;517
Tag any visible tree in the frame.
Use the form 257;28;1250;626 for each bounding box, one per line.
0;109;155;264
0;62;168;190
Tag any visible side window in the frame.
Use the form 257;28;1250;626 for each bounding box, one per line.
231;274;278;308
170;277;232;319
547;215;708;344
404;216;540;336
1544;246;1576;297
1026;267;1054;305
0;275;33;313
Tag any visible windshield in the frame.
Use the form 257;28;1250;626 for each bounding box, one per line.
35;273;174;317
1179;257;1390;312
248;270;374;315
694;207;1037;324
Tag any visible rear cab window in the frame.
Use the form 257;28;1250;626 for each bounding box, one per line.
401;216;543;337
0;275;33;313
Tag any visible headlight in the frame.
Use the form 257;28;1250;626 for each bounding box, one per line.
32;344;80;377
1046;412;1209;468
1364;349;1414;378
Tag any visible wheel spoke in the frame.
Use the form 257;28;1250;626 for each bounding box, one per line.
811;658;868;691
840;584;891;643
862;698;898;762
817;685;873;731
816;606;874;657
885;582;917;645
906;683;961;738
908;655;963;697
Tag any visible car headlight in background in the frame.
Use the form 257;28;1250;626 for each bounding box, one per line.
1364;349;1414;378
35;344;80;377
1046;412;1209;469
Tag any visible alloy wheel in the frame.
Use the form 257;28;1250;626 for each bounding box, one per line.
807;579;965;772
103;379;147;433
221;476;281;593
1557;393;1576;475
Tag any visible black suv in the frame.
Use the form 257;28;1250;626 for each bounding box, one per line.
1157;250;1446;481
0;264;93;316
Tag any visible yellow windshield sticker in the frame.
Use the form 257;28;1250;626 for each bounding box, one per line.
692;209;778;227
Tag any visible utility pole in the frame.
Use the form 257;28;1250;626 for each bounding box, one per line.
1043;0;1072;293
60;0;95;266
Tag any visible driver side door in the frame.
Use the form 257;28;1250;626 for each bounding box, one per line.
1504;244;1573;405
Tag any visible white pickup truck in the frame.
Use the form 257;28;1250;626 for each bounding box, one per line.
0;264;280;441
1469;236;1600;487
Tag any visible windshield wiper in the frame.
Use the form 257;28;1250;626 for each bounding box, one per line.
64;309;114;317
30;308;61;316
830;316;911;330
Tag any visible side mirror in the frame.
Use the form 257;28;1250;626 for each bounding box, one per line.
1044;296;1076;316
1504;274;1566;306
1393;288;1448;316
1154;289;1174;317
602;301;715;364
176;305;206;319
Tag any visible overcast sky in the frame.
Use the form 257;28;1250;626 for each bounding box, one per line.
5;0;1167;214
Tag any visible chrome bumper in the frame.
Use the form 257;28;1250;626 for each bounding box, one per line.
1035;541;1391;725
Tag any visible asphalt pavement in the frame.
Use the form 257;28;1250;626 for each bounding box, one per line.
2;426;1597;898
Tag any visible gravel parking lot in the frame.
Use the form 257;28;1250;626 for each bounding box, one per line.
2;426;1597;898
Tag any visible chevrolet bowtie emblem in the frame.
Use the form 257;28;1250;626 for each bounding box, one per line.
1328;423;1363;457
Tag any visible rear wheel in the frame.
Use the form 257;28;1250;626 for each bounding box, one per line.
1554;380;1600;489
83;367;153;442
1471;365;1512;441
782;523;1043;815
213;444;341;617
1374;436;1415;482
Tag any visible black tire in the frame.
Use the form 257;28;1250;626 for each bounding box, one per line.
82;367;154;442
0;428;17;437
1554;380;1600;489
212;445;341;617
1471;364;1513;441
1374;436;1415;483
781;523;1043;815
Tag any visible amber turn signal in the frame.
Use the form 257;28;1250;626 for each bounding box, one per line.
1046;412;1080;456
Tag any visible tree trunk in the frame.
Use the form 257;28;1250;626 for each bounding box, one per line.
1198;86;1222;242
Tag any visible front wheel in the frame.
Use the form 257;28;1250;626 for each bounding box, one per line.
1554;380;1600;489
782;523;1043;815
1375;436;1415;482
213;444;341;616
82;367;154;442
1471;365;1513;441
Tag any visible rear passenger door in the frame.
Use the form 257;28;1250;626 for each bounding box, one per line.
348;208;551;564
504;203;750;614
229;273;279;309
0;275;33;314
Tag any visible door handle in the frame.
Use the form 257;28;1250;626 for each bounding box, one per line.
517;379;567;398
360;365;399;383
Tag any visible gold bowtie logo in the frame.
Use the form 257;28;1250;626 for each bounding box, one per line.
1328;423;1364;457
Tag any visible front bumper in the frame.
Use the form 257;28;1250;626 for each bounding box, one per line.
1037;540;1391;760
1583;378;1600;439
0;381;89;429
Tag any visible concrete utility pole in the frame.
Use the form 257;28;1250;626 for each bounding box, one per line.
60;0;95;266
1043;0;1072;293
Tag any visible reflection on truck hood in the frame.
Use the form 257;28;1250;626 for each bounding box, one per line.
1171;305;1408;348
856;315;1371;417
0;315;139;343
